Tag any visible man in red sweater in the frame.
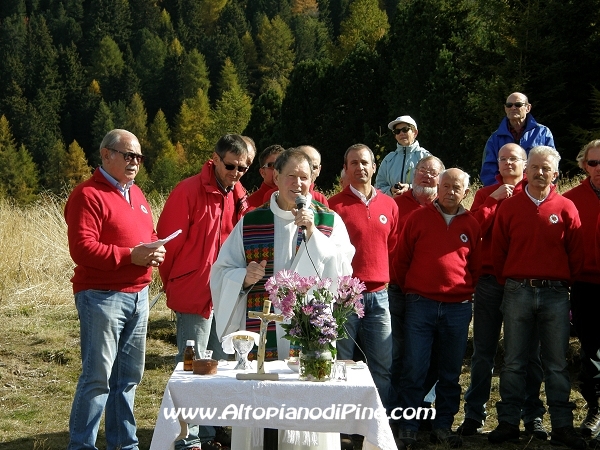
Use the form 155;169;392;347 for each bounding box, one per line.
458;144;545;438
157;134;251;449
490;146;585;449
388;155;445;432
329;144;399;411
65;129;165;450
298;145;329;206
563;139;600;444
247;144;284;209
395;168;481;448
395;169;481;448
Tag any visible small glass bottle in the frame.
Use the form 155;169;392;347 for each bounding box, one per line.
183;340;195;371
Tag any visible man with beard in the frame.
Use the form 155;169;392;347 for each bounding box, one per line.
395;168;481;448
388;155;445;434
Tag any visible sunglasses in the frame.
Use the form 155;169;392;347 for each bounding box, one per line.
262;162;275;169
504;102;527;108
219;156;248;173
392;126;412;135
107;147;145;163
587;160;600;167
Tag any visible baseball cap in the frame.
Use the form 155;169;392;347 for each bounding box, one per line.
388;115;418;131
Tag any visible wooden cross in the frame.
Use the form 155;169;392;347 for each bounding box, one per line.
236;299;283;381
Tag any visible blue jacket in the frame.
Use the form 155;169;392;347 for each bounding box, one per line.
375;140;430;196
479;114;554;186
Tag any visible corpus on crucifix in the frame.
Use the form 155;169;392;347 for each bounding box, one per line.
236;299;283;381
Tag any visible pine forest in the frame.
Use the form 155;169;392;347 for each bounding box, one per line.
1;0;599;203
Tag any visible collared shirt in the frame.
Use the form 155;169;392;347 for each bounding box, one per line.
525;185;549;206
590;180;600;199
213;167;233;195
349;184;377;206
99;166;134;203
508;121;526;142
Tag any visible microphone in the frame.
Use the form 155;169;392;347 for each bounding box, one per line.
295;195;308;236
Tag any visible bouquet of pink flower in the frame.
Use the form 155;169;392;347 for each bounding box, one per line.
264;270;365;353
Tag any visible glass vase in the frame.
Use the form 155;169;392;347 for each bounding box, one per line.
299;347;333;382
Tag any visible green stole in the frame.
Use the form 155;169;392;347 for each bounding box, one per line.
242;199;335;360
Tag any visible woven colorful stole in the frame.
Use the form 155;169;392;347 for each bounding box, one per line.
242;200;335;360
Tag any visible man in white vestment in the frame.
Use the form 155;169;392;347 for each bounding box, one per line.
211;148;355;450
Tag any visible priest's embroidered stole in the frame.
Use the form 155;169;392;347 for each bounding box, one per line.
242;200;334;360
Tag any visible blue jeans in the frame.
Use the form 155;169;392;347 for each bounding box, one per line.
388;284;437;415
399;294;472;431
174;312;218;447
175;312;227;363
68;287;148;450
464;274;545;424
497;279;575;428
337;288;392;408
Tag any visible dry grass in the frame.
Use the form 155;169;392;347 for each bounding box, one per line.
0;180;590;449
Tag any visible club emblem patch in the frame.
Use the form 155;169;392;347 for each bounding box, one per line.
549;214;558;224
140;205;148;214
379;214;387;224
460;233;468;243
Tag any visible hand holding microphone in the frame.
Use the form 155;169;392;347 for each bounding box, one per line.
294;195;314;240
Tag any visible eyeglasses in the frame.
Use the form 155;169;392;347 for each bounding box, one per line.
107;147;145;163
586;160;600;167
393;126;412;135
504;102;527;108
219;155;248;173
498;156;524;164
417;168;439;177
262;162;275;169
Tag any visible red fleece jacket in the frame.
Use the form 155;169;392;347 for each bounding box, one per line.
64;168;157;294
329;186;399;291
395;202;482;302
563;177;600;283
492;183;584;283
157;160;248;317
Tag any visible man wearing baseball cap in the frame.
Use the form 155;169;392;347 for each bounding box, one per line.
376;115;430;197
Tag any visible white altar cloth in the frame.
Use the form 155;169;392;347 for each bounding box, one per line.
149;361;395;450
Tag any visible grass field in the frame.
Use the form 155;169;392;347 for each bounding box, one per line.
0;177;589;449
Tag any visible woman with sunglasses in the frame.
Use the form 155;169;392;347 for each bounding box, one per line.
375;115;430;197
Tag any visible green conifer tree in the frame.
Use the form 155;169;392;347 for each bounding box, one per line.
0;115;39;204
63;140;92;190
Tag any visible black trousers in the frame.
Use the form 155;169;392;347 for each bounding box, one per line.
571;281;600;406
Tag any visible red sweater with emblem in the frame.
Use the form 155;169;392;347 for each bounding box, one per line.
64;168;157;294
329;186;399;292
563;177;600;284
157;160;248;317
492;183;584;283
395;202;482;302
